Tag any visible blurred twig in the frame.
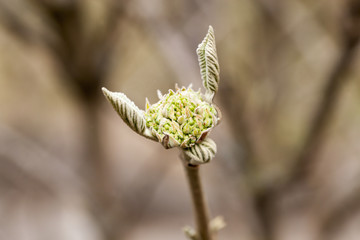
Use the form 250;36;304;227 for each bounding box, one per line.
0;1;171;239
322;187;360;239
248;0;360;239
0;123;84;195
291;0;360;183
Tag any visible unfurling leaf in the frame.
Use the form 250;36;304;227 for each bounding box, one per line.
197;26;220;100
102;87;155;140
183;138;217;165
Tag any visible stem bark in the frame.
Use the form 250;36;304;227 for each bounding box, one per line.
184;162;212;240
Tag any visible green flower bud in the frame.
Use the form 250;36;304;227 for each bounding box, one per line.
204;117;212;127
102;26;221;164
144;85;220;148
177;115;185;125
183;123;191;134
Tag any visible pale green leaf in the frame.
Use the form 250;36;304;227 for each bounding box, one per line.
196;26;220;99
102;87;155;140
183;138;217;165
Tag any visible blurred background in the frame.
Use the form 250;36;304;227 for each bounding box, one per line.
0;0;360;239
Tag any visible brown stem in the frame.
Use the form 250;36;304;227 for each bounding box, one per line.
183;161;212;240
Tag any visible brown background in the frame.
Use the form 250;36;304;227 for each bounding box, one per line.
0;0;360;240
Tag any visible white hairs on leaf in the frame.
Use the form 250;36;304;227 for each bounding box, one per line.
196;26;220;100
183;138;217;165
102;88;155;140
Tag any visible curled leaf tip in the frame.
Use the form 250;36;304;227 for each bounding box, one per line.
102;87;110;95
183;138;217;165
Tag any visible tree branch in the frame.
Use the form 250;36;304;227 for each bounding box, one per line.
291;0;360;183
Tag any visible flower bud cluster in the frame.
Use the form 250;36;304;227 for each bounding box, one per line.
145;86;219;148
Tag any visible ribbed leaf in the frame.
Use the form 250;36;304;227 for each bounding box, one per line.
102;87;155;140
183;138;217;165
196;26;219;99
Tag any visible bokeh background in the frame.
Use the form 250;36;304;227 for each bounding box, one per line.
0;0;360;239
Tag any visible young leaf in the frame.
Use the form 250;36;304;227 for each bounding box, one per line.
183;138;217;165
102;87;155;140
196;26;220;99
